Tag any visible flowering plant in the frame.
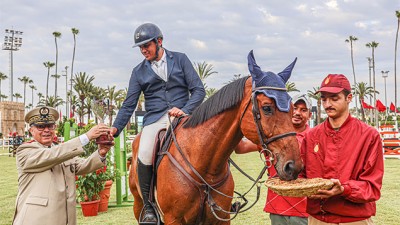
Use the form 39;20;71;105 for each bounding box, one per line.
76;166;107;202
75;122;119;202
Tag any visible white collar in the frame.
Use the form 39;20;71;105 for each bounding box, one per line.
152;50;166;67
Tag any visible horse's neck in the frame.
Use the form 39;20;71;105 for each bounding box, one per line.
181;109;243;175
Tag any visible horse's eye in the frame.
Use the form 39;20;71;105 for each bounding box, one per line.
262;105;273;115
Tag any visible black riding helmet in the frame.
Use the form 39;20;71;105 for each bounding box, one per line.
133;23;163;47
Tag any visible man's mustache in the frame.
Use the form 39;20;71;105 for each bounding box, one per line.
325;107;335;111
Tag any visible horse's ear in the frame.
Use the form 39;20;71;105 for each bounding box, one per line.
247;50;263;79
278;57;297;83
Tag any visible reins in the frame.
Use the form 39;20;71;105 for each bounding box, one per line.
165;84;296;222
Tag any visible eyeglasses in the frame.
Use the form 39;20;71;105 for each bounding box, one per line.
33;124;56;131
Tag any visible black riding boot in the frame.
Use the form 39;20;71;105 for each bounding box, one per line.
138;159;158;225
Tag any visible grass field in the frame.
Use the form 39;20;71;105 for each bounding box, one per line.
0;146;399;225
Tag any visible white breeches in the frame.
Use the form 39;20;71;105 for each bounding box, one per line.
138;113;168;165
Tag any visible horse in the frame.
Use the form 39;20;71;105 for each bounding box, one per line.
128;51;303;225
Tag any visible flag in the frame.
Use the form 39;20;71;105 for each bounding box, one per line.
362;100;374;109
375;100;386;112
390;102;399;113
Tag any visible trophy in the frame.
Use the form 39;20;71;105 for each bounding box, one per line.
92;98;113;145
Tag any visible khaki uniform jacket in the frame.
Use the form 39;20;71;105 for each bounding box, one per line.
12;137;105;225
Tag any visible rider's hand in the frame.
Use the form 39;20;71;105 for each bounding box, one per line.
168;107;185;117
110;127;118;136
86;124;110;141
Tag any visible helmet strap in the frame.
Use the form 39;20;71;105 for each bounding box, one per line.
155;39;163;61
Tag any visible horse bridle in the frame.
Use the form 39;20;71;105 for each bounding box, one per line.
249;86;296;165
239;85;296;168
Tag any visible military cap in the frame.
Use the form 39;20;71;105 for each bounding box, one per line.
25;106;59;126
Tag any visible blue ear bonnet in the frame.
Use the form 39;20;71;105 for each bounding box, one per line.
247;50;297;112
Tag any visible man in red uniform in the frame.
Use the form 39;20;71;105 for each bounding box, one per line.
302;74;383;225
235;94;313;224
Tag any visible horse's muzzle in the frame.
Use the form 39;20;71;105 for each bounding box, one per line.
282;160;299;181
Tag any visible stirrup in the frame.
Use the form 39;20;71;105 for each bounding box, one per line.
139;204;159;225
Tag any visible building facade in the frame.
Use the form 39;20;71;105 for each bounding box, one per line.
0;101;25;137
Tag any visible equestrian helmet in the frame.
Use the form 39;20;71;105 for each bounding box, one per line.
133;23;163;47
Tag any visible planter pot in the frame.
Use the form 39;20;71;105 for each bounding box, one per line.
80;199;100;217
98;180;113;212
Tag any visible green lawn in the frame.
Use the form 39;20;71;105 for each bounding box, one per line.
0;147;399;225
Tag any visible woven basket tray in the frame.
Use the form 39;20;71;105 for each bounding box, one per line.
265;178;334;197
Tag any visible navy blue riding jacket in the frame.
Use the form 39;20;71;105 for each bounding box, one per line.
112;49;205;136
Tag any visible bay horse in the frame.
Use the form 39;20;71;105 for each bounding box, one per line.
129;51;303;224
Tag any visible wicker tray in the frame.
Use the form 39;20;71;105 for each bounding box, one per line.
265;178;334;197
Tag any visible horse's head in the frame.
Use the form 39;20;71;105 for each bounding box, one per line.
240;50;303;181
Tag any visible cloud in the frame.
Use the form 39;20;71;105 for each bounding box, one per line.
189;39;208;50
258;7;279;24
325;0;339;10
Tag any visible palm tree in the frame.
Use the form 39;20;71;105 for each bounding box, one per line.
25;103;33;110
37;92;44;103
43;61;55;101
52;31;62;98
115;88;127;110
286;82;300;93
105;85;124;126
51;74;61;98
345;35;359;117
18;76;33;107
205;88;218;100
0;94;7;101
29;85;37;107
353;82;378;122
395;11;400;114
71;28;79;81
366;41;379;127
0;72;7;101
73;72;95;123
13;93;22;102
308;87;321;125
193;61;218;88
38;96;65;108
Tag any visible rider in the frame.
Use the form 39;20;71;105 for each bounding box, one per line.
110;23;205;224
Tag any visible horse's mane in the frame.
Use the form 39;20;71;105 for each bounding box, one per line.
184;76;249;128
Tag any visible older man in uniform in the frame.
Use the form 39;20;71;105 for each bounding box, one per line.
12;106;112;225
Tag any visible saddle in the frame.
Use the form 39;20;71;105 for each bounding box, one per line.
144;116;187;225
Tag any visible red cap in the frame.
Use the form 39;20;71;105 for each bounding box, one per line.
316;74;351;94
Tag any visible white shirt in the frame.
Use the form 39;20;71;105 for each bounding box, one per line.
151;50;168;81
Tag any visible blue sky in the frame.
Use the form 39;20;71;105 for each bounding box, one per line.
1;0;399;110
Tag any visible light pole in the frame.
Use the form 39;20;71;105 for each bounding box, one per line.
2;29;23;102
62;66;69;118
69;77;75;118
382;70;389;115
367;57;373;123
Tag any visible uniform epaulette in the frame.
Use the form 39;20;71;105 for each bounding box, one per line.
23;140;36;144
